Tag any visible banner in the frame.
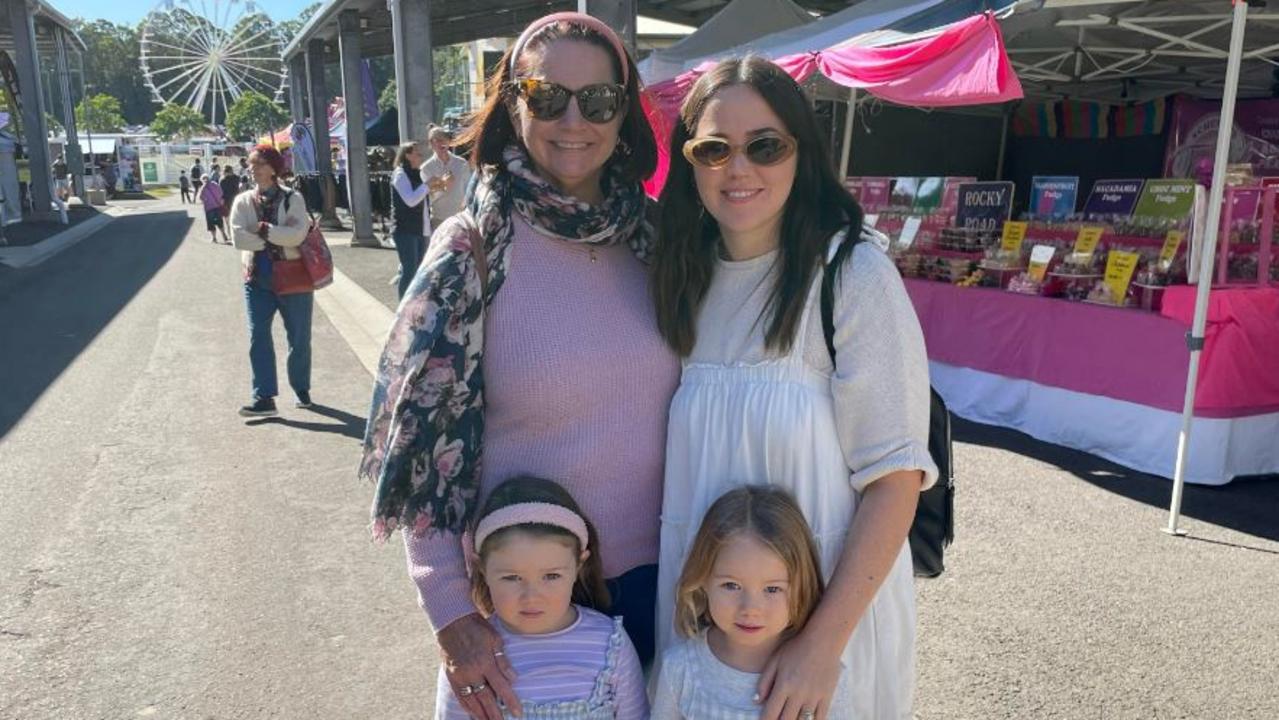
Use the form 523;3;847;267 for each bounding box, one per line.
955;181;1014;232
1029;176;1079;220
1084;179;1144;217
1164;95;1279;179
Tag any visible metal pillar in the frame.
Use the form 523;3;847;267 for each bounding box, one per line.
8;0;52;218
390;0;434;147
54;28;83;201
288;54;309;123
583;0;638;56
338;9;376;246
306;39;341;227
838;87;857;180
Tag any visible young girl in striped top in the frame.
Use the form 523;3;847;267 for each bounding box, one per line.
436;476;648;720
651;487;845;720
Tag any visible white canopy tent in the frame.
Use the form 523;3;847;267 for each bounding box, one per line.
637;0;814;83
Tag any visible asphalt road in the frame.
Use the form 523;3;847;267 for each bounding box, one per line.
0;198;436;718
2;196;1276;719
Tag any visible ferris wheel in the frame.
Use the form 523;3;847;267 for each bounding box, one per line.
139;0;287;126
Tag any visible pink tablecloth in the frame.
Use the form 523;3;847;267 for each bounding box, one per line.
904;280;1279;419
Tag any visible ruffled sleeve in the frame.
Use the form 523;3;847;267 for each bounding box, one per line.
360;212;488;540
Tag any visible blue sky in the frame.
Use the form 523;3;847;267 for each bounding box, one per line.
54;0;316;25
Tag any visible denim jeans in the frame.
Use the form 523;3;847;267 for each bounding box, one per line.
604;563;658;667
392;229;425;299
243;281;313;400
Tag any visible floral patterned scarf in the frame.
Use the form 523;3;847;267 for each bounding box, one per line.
360;145;653;540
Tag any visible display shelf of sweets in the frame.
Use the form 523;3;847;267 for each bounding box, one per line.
977;247;1027;289
1128;260;1182;312
1216;185;1275;286
1084;280;1131;308
1006;271;1043;295
928;255;979;284
1045;252;1104;301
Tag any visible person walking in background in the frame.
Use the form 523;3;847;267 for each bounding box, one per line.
389;141;429;299
197;175;229;243
422;125;471;232
179;171;192;203
191;159;204;197
230;145;315;418
220;165;241;221
52;155;70;200
239;157;252;191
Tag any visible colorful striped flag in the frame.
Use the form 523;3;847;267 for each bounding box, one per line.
1060;99;1109;139
1012;101;1058;138
1112;98;1168;137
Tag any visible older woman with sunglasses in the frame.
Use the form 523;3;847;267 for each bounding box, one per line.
652;58;938;720
361;12;675;720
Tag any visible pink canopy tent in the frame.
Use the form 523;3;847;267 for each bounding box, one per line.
642;11;1023;196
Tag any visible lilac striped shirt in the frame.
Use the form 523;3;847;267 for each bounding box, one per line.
435;606;647;719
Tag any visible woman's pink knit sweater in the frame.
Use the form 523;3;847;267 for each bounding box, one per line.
404;215;681;630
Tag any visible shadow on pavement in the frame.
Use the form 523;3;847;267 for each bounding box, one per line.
0;211;190;442
245;404;367;441
954;417;1279;543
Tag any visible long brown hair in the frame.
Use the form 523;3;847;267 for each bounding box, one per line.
469;476;610;614
652;57;864;356
674;486;824;638
454;19;657;183
393;141;418;174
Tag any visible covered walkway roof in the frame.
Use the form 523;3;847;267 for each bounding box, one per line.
0;0;85;54
282;0;859;60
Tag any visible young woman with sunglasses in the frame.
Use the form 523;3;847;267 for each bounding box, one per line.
360;12;676;720
652;57;938;720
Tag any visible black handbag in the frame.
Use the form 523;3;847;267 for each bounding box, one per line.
821;228;955;578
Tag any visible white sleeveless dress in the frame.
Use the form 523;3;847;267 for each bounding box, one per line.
656;238;927;719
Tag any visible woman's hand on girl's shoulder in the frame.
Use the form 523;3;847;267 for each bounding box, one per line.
436;613;521;719
755;628;844;720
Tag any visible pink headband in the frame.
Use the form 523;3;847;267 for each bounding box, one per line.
508;12;630;87
474;502;590;552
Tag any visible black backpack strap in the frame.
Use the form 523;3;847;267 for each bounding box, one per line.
820;223;865;361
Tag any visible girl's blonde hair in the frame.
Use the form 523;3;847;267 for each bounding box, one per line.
469;476;610;614
674;486;824;638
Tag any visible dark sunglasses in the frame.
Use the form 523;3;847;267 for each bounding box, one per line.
682;133;797;169
508;78;627;124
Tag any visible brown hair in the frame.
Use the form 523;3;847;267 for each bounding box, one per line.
469;476;610;614
454;19;657;184
393;141;419;173
674;486;824;639
652;56;864;356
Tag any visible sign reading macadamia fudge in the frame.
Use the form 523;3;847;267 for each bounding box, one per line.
1084;179;1145;217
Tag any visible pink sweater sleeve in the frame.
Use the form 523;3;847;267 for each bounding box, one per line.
403;530;480;631
612;629;649;720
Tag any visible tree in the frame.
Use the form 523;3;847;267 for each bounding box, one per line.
278;2;321;43
379;79;397;112
149;103;208;141
72;19;154;125
76;94;126;132
226;91;288;142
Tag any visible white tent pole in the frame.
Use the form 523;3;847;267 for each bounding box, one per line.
839;87;857;179
1165;0;1249;536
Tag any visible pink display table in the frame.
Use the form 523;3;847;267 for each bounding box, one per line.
904;279;1279;484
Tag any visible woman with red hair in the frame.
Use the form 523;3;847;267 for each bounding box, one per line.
229;144;316;417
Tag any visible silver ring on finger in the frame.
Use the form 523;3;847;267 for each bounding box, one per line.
800;709;816;720
493;651;505;657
